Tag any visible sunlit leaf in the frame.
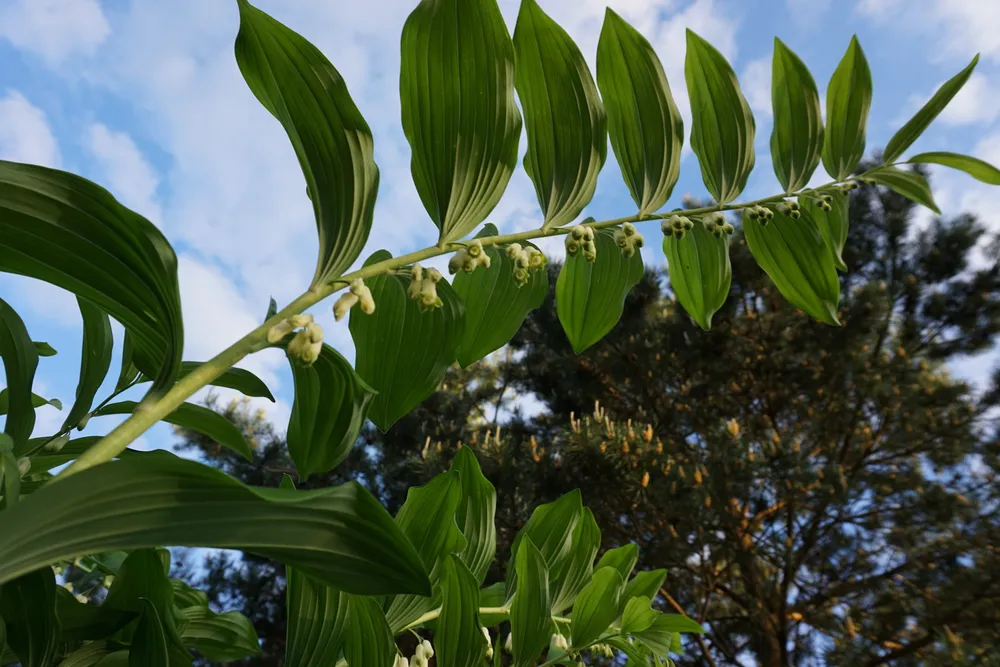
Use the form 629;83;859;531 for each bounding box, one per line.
400;0;521;243
883;56;979;163
597;10;682;215
452;447;497;585
437;556;486;667
0;451;430;596
343;595;394;667
570;566;624;648
138;363;274;402
350;250;465;431
550;508;600;614
822;36;872;180
514;0;606;229
685;30;756;203
508;490;581;599
556;230;644;353
0;162;183;396
620;596;657;634
453;226;547;368
595;544;638;581
907;151;1000;185
743;208;840;325
663;219;732;330
95;401;252;461
622;569;666;602
866;166;940;213
771;38;824;192
800;190;849;272
285;568;348;667
510;538;551;667
235;0;379;285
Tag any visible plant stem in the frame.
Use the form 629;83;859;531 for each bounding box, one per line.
59;182;848;477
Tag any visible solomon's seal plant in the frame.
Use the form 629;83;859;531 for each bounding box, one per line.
0;0;998;664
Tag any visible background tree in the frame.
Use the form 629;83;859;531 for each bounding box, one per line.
179;175;1000;666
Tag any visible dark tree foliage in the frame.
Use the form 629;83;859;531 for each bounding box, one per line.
179;174;1000;667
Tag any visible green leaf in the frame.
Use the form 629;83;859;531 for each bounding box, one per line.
685;30;756;204
452;447;497;584
623;569;666;602
510;538;551;667
597;9;682;215
385;471;467;631
0;451;431;596
437;556;486;667
509;490;581;585
343;595;394;667
129;600;172;667
478;582;507;628
177;606;260;662
866;166;940;213
883;56;979;163
138;363;274;402
285;568;347;667
662;219;732;330
771;38;824;192
0;298;38;452
0;390;62;417
94;652;129;667
570;566;624;648
606;636;648;664
1;443;21;508
595;544;638;581
620;596;657;634
642;613;706;638
170;580;208;610
908;151;1000;185
743;208;840;326
800;190;849;272
0;162;182;397
453;226;547;368
114;332;141;394
550;508;600;613
283;341;375;480
55;588;134;642
513;0;606;229
56;641;114;667
350;251;465;431
33;342;56;357
400;0;521;244
556;230;643;353
0;568;60;667
27;436;101;474
822;36;872;180
95;401;253;461
234;0;379;285
63;298;112;431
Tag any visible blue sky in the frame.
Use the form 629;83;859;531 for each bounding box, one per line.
1;0;998;454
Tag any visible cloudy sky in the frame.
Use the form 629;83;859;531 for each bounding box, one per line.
1;0;998;453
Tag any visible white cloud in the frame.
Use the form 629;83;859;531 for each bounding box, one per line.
0;0;110;65
85;123;163;226
742;56;772;119
0;90;61;168
855;0;904;18
858;0;1000;63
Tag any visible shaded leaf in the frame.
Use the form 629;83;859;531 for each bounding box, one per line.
867;166;940;213
177;606;260;662
0;451;430;596
400;0;521;243
663;219;732;330
343;595;394;667
63;298;112;431
513;0;606;229
56;641;113;667
771;38;824;192
570;566;624;648
453;226;547;367
508;490;581;599
0;568;60;667
908;151;1000;185
883;55;979;163
743;208;840;325
283;341;374;480
510;538;551;667
33;342;56;357
437;556;486;667
556;230;643;353
0;162;182;396
95;401;252;461
597;10;682;214
685;30;756;203
235;0;379;285
285;568;347;667
55;588;134;642
114;332;141;394
822;37;872;180
129;601;172;667
550;508;600;613
170;580;208;610
350;251;465;431
27;436;101;475
452;447;497;584
800;190;849;272
0;298;38;452
138;364;274;402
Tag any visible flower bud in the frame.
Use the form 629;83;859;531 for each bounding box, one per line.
565;236;580;255
526;247;546;269
17;456;30;477
505;243;523;259
333;292;359;321
449;249;469;275
789;209;801;219
305;321;324;344
514;267;529;285
570;225;587;240
504;633;513;653
467;240;484;258
266;319;294;344
420;640;434;659
551;634;568;650
412;656;427;667
288;314;312;328
393;656;409;667
287;328;321;366
408;264;425;300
